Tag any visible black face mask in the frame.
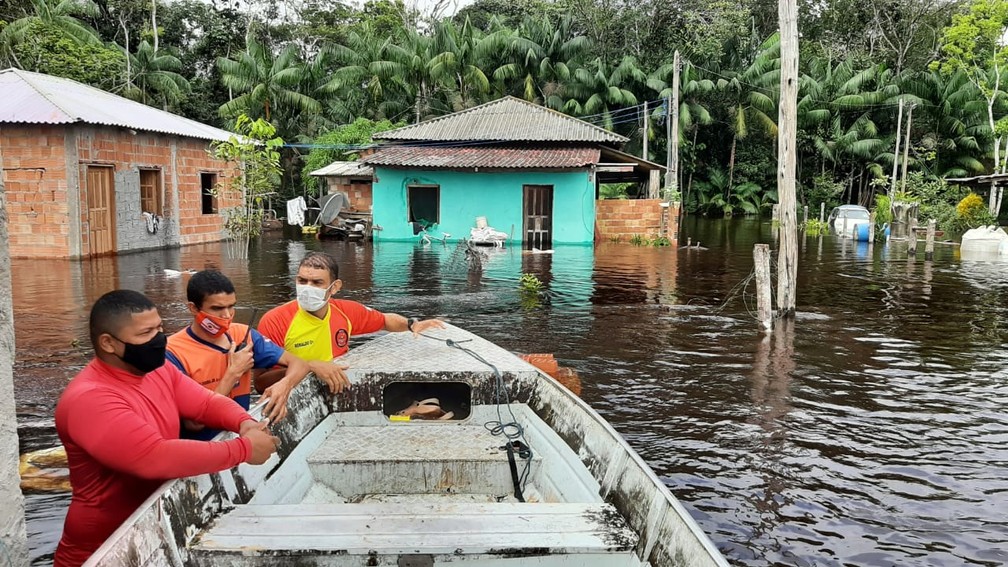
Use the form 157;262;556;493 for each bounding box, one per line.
113;331;168;374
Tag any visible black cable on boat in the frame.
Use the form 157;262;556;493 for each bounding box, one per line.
420;333;534;501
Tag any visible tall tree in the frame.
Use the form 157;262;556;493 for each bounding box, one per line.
217;37;320;127
0;0;101;64
123;39;190;108
936;0;1008;173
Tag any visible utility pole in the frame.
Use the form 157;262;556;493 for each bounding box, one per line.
669;50;681;200
0;127;29;566
891;98;904;192
776;0;799;317
642;101;648;160
900;103;915;194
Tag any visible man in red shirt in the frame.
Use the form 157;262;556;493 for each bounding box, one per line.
256;251;444;390
54;290;279;567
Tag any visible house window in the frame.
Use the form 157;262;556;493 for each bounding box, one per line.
139;169;162;215
201;173;217;215
407;185;439;225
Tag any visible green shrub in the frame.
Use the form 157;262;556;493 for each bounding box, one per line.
803;219;829;236
629;234;645;246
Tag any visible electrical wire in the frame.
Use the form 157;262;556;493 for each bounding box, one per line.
418;333;534;496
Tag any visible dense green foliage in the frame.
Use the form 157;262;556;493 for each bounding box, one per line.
2;0;1007;214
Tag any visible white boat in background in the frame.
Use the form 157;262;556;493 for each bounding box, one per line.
827;205;871;239
84;325;730;567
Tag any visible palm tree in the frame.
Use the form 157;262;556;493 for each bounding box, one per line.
322;24;408;121
491;16;592;108
563;56;645;131
901;69;988;178
798;58;896;204
0;0;101;60
217;38;320;125
428;18;493;111
124;41;190;109
716;33;780;193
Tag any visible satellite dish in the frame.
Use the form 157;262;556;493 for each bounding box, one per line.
317;193;348;227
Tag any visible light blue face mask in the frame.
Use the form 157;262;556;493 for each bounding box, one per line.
296;282;335;312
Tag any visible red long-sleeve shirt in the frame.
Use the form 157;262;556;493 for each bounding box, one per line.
54;358;254;567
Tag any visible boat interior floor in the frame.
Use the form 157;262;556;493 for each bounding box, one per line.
191;405;640;566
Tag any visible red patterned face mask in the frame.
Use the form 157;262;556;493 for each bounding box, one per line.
196;311;231;337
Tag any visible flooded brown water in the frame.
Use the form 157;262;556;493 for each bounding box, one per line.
14;217;1008;566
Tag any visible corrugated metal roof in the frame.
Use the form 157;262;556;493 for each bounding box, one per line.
310;161;374;177
375;97;628;144
0;68;234;142
364;145;601;169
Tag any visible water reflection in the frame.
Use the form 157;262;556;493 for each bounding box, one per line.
12;220;1008;567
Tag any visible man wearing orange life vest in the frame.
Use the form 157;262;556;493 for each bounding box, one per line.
166;270;312;435
256;251;445;391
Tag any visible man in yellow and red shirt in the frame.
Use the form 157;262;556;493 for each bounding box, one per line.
256;251;444;391
167;270;312;438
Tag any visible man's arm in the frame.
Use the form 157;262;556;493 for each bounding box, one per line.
258;349;310;423
65;388;253;480
382;313;445;336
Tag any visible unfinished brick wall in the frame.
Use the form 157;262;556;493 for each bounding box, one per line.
2;124;236;258
0;126;72;258
325;177;373;212
595;198;679;242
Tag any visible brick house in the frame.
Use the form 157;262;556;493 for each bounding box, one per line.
0;68;239;259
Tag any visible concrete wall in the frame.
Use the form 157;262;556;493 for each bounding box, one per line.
0;133;29;566
1;124;237;258
371;168;595;244
595;198;679;242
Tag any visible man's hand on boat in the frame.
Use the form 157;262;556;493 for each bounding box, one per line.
240;419;280;464
260;378;294;422
309;360;352;393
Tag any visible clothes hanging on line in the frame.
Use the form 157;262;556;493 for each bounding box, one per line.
286;197;307;226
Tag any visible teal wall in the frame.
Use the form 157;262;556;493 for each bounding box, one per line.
371;168;595;244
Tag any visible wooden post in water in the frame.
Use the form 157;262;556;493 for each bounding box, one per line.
925;218;936;260
907;217;918;256
819;202;825;222
868;211;875;244
754;244;773;332
776;0;799;317
0;128;29;566
803;205;808;225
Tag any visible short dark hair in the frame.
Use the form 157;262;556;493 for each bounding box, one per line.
89;290;156;349
299;252;339;282
187;270;236;308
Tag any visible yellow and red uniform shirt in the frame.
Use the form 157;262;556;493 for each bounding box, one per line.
257;299;386;362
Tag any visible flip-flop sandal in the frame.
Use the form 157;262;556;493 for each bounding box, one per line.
396;398;446;419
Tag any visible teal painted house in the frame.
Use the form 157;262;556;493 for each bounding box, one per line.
364;97;663;247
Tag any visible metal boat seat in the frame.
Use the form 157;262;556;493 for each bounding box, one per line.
191;502;640;566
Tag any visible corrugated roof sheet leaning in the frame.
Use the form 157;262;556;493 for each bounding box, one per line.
375;97;629;144
0;68;234;142
364;146;601;169
309;161;374;177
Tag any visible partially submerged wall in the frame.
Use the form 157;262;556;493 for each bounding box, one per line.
0;133;30;566
595;198;679;242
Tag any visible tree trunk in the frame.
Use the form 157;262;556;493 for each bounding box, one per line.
151;0;159;52
727;134;737;200
777;0;800;316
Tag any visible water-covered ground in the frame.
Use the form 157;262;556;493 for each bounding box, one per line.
15;218;1008;566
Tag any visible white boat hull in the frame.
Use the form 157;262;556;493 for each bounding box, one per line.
83;325;729;567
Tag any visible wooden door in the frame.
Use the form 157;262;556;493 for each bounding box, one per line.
86;166;116;256
522;185;553;249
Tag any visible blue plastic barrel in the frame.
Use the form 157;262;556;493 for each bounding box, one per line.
855;223;870;242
